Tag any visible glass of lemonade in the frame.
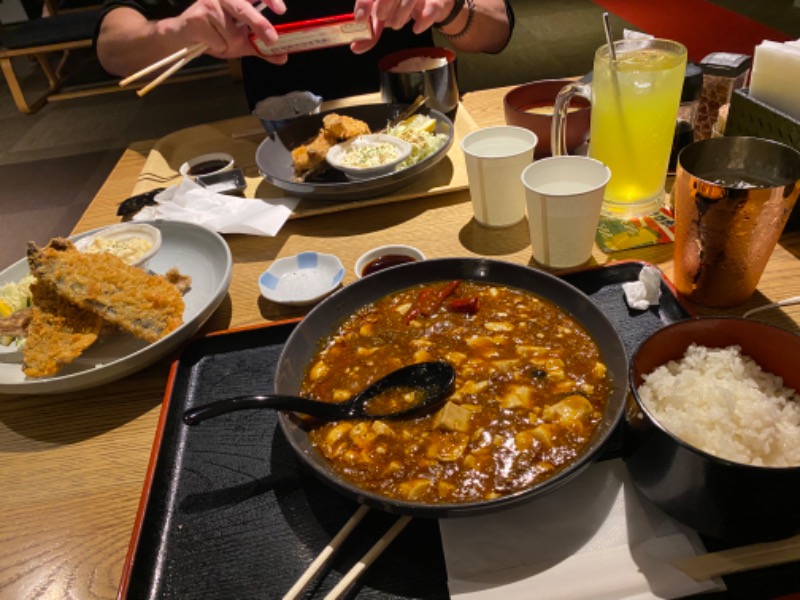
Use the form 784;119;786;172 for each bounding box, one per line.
552;39;687;218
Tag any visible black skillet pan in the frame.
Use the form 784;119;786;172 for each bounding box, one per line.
255;103;454;201
275;258;630;518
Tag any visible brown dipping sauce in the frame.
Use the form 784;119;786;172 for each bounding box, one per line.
362;254;417;276
188;159;230;176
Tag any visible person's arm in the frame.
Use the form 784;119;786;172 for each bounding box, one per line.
96;0;288;78
428;0;512;53
351;0;512;55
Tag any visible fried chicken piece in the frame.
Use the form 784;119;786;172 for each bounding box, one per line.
27;238;184;343
291;145;312;174
291;113;371;177
322;113;370;140
305;130;337;164
23;280;104;378
292;130;334;176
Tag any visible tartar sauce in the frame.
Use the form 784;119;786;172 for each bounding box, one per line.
340;141;399;169
85;236;152;264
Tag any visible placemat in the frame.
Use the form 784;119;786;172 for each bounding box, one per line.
131;96;477;221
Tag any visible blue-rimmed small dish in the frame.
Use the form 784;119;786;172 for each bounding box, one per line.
259;252;345;306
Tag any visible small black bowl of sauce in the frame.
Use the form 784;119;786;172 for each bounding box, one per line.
355;245;426;278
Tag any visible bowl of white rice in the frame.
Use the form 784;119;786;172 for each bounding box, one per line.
625;317;800;543
378;47;458;116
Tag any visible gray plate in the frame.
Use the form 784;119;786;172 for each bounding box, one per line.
255;103;454;201
0;221;232;395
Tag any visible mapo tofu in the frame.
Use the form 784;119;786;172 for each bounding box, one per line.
300;280;610;504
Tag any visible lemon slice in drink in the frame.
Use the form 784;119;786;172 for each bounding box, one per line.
401;114;437;133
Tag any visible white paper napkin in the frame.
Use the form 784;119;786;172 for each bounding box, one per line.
440;459;725;600
750;39;800;121
133;177;299;236
622;265;662;310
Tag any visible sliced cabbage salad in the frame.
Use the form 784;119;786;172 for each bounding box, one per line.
385;114;448;170
0;274;34;346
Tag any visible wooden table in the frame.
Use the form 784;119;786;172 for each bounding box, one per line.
1;86;799;599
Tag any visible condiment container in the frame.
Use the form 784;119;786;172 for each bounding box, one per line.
179;152;235;179
695;52;752;140
669;62;703;172
74;223;162;268
355;245;425;278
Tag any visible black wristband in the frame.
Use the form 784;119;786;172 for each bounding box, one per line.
435;0;465;28
436;0;474;39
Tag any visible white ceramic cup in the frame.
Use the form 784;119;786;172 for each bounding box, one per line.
461;126;538;228
521;156;611;269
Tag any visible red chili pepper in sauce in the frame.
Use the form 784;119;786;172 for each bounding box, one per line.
405;280;461;323
446;296;479;314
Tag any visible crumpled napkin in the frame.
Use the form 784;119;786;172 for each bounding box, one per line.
440;459;725;600
133;177;299;236
622;265;662;310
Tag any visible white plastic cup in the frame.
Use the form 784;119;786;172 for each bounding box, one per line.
521;156;611;268
461;126;538;227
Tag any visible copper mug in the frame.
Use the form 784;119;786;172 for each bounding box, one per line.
672;136;800;307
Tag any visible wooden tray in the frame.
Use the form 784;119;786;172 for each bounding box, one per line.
131;95;477;221
119;263;799;599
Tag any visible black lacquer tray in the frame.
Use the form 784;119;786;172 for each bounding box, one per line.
120;262;800;599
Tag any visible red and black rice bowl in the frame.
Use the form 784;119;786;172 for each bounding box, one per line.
625;317;800;543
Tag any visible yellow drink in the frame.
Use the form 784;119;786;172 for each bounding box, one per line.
589;40;687;217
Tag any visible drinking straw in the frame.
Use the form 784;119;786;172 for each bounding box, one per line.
603;13;617;61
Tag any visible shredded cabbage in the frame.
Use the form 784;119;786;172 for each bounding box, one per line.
384;122;447;170
0;274;34;346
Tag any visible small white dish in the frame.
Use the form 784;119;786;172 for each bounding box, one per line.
325;134;412;180
73;223;162;267
259;252;345;306
355;244;426;278
179;152;235;179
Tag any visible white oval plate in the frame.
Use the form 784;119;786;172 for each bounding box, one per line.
0;220;232;395
259;252;344;306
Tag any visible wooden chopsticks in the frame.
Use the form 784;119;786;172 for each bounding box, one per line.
117;2;270;97
324;515;412;600
671;533;800;581
282;506;412;600
118;42;208;97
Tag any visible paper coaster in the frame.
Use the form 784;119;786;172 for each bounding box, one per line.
596;206;676;253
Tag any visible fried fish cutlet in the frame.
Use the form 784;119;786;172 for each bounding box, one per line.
23;279;104;378
27;238;184;343
322;113;371;140
305;130;336;163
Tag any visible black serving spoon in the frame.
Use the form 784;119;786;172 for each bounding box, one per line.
182;361;456;425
